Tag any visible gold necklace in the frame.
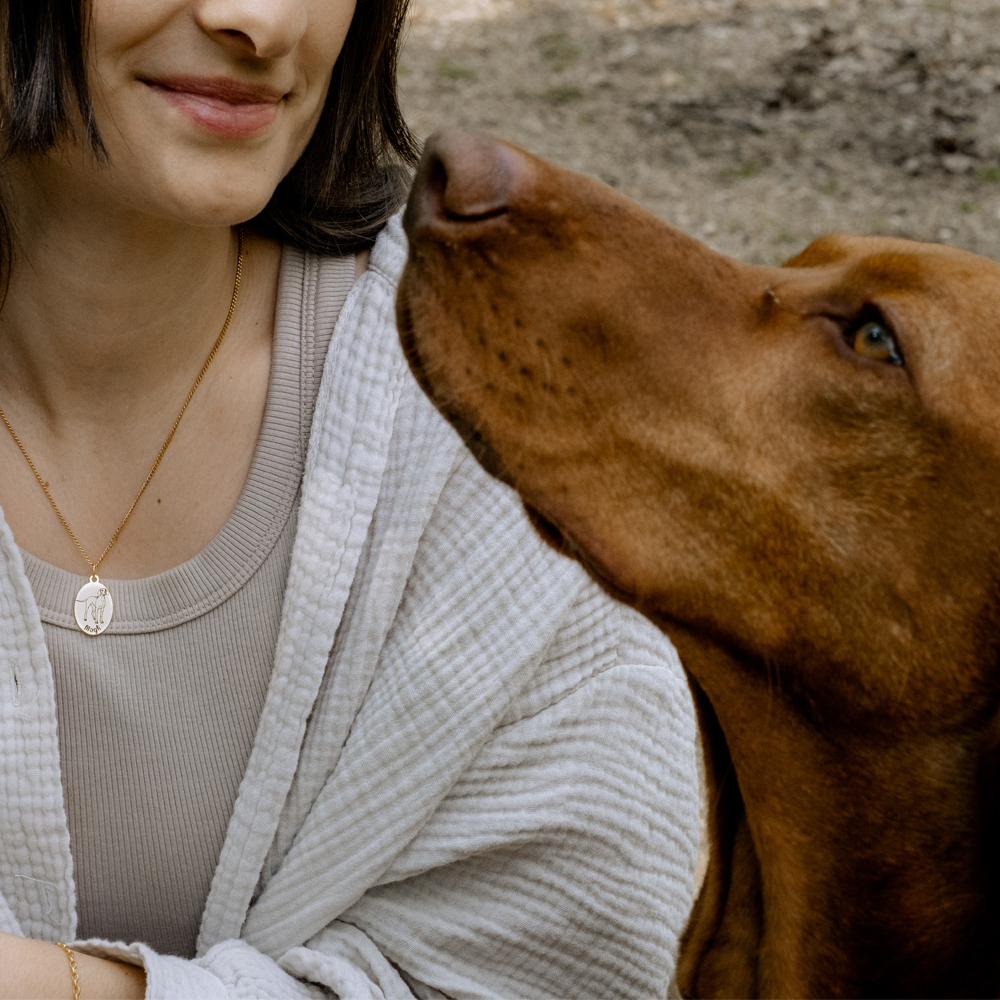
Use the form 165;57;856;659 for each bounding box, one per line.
0;227;244;635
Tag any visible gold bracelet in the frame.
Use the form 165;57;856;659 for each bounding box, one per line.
55;942;81;1000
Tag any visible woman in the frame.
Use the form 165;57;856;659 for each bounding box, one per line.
0;1;700;997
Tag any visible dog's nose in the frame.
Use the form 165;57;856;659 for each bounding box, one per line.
404;127;516;236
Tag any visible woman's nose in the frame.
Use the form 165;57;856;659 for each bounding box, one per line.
195;0;309;59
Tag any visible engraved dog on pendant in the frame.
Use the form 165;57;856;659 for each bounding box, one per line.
85;587;108;627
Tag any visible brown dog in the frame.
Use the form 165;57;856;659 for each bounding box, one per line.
396;127;1000;999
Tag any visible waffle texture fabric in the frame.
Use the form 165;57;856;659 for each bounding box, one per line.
0;212;701;999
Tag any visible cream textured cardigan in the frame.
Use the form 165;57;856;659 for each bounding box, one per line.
0;213;700;999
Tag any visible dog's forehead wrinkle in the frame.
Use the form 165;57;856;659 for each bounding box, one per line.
846;252;934;295
769;253;945;327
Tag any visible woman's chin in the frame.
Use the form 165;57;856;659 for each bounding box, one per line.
124;166;281;229
79;119;300;228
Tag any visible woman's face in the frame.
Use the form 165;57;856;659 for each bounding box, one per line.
55;0;356;225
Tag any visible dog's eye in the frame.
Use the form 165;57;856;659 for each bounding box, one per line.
851;321;903;366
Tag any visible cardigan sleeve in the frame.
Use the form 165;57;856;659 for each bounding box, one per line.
320;601;701;1000
69;592;699;1000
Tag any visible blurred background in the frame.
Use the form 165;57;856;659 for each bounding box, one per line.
397;0;1000;264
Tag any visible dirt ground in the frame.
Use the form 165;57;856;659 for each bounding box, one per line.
398;0;1000;264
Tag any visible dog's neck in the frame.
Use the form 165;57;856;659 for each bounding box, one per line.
667;626;1000;999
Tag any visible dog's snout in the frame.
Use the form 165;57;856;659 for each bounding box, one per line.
405;128;520;237
426;128;512;219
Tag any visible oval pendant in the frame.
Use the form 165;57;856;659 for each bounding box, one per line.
74;577;113;636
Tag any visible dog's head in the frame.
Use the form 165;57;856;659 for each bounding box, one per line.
398;128;1000;736
398;126;1000;996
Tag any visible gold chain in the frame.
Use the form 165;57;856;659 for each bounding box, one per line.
55;942;81;1000
0;226;244;579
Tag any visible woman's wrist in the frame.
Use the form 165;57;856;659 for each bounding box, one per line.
0;931;146;1000
55;943;81;999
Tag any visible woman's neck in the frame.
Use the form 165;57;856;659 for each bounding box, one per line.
0;158;283;579
0;161;243;427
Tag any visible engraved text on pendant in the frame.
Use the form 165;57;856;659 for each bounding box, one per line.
74;578;113;636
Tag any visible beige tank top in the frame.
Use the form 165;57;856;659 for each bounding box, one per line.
21;249;355;957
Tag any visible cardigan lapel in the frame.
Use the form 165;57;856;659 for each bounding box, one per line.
198;218;412;953
241;460;587;956
0;514;76;942
257;379;463;891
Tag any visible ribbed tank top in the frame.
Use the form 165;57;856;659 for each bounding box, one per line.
21;249;356;957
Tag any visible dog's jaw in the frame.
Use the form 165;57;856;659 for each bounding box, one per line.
398;283;643;606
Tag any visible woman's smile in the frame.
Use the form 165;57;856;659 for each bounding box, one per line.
145;75;286;139
46;0;359;225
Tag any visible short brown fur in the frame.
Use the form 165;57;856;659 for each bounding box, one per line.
397;128;1000;998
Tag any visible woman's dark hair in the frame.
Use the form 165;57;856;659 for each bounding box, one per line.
2;0;419;255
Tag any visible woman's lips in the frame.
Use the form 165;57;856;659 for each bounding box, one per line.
146;76;285;139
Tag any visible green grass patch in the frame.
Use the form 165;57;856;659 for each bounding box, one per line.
976;166;1000;183
721;162;761;180
518;85;584;104
535;33;582;72
437;60;478;81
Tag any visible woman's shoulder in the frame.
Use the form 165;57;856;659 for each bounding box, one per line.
366;209;409;287
285;209;408;294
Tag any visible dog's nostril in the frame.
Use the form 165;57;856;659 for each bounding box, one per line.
419;127;513;223
424;153;451;217
426;154;448;202
426;151;506;223
445;204;509;223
